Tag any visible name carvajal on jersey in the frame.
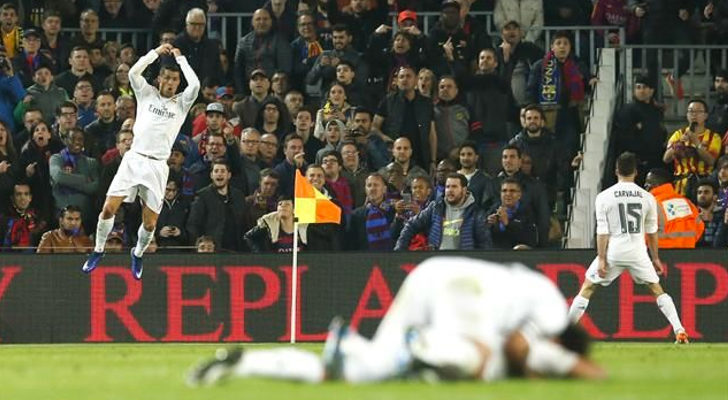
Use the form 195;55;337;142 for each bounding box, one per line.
614;190;643;198
148;104;176;119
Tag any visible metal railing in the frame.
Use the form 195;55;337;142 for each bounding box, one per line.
620;45;728;117
63;28;155;53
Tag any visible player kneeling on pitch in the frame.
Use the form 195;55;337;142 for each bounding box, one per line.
187;257;605;386
567;152;689;344
82;43;199;279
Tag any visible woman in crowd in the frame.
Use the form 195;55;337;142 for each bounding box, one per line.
17;121;63;221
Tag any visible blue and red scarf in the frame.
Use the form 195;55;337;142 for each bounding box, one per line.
539;51;585;106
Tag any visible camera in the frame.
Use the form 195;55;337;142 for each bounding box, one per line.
349;128;365;137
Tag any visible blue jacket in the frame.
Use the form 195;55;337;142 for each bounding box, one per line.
0;73;25;132
395;194;492;250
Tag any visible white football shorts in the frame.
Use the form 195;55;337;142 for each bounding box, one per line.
106;151;169;213
585;255;660;286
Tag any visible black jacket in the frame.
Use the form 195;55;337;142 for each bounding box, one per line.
495;171;551;247
170;32;223;85
156;196;191;248
488;201;539;249
186;184;251;251
612;99;667;171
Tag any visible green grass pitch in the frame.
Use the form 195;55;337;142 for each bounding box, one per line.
1;343;727;400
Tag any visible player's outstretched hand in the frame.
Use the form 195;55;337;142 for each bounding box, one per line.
171;48;182;58
653;258;665;276
155;43;173;56
597;259;608;278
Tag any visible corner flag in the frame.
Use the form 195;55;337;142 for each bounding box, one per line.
294;169;341;224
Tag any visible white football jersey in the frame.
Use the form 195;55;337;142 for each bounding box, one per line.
595;181;658;261
128;50;199;160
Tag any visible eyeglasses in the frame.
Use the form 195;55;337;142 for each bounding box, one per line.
686;109;705;115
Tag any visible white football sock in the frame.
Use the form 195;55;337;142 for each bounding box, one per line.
340;330;412;383
656;293;685;333
94;216;115;253
133;225;155;258
567;295;590;323
234;348;324;383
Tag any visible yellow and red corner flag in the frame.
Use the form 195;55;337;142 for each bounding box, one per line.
294;170;341;224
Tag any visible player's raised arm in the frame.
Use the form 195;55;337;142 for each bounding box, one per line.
129;43;173;92
171;47;200;105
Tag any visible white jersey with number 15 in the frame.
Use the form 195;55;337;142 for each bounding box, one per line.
595;181;658;261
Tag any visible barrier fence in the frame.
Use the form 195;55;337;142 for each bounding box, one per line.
0;250;725;343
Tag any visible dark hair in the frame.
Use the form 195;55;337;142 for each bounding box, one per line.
458;140;479;155
696;178;718;194
56;100;78;116
60;204;83;219
305;163;325;174
331;23;351;35
283;133;304;148
75;76;94;88
295;106;313;119
411;175;433;188
160;63;181;75
502;144;522;158
523;104;545;119
551;30;572;45
260;168;280;181
23;107;42;117
0;3;17;12
716;69;728;81
43;8;61;21
616;151;637;176
70;45;89;56
201;77;217;88
277;194;293;203
501;176;522;190
558;324;590;356
115;129;133;142
366;172;387;185
96;89;115;101
687;99;708;112
646;168;672;186
210;158;230;171
320;149;343;165
717;155;728;170
351;106;373;119
195;235;215;246
445;172;468;188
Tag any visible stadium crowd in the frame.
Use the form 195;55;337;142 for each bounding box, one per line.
0;0;726;253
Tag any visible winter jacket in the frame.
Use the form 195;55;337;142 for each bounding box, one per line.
186;184;250;251
26;83;68;126
233;30;292;93
494;0;544;42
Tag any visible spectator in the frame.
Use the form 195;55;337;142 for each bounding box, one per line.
194;102;231;158
134;0;162;29
457;141;499;212
26;64;68;126
395;172;492;250
107;62;133;98
345;107;389;171
339;140;368;208
283;89;304;121
88;45;112;85
374;66;437;171
716;156;728;207
0;120;16;213
326;0;389;53
0;3;21;58
84;91;121;158
167;140;195;198
238;127;263;192
13;108;42;150
291;11;331;99
18;120;63;220
321;149;354;219
508;104;566;201
53;101;79;143
265;0;298;42
714;207;728;248
590;0;641;45
314;83;352;139
494;0;544;43
433;75;470;161
306;24;369;105
390;175;434;251
104;230;125;252
40;9;70;72
171;8;223;85
118;43;138;69
706;69;728;136
115;95;135;122
73;78;96;128
303;164;342;250
695;178;724;248
347;172;397;250
544;0;592;26
71;9;104;53
663;99;722;197
416;68;436;100
155;178;190;249
273;133;306;198
255;98;290;141
195;235;216;253
527;31;588;159
612;75;667;183
433;158;457;199
316;118;345;163
0;46;25;132
377;137;429;189
244;167;280;223
99;0;130;27
427;0;489;76
187;159;250;251
234;8;292;93
270;71;289;103
258;132;280;168
645;168;704;249
54;46;100;95
456;48;517;175
294;107;324;165
11;29;53;88
487;177;539;249
0;183;47;251
496;20;544;107
48;127;99;230
244;195;307;253
154;0;208;35
36;204;93;253
496;145;551;247
232;69;273;129
189;131;241;193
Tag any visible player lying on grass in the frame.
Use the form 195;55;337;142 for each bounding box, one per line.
187;256;606;385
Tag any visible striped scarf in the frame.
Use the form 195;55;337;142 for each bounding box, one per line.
365;203;392;251
539;51;585;106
